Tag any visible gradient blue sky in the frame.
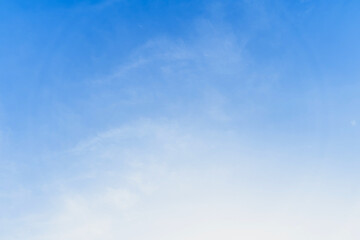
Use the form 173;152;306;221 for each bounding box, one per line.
1;0;360;239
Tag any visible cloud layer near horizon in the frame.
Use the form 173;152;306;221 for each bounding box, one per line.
1;120;360;239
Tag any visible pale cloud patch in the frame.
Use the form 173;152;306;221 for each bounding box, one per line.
2;120;360;239
87;19;265;123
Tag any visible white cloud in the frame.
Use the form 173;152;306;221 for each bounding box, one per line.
2;120;360;239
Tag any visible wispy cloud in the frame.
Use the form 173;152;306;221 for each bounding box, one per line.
2;120;360;239
2;1;360;239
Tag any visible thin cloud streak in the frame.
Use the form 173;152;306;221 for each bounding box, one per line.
2;120;360;239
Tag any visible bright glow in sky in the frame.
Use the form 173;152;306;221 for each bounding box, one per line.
1;0;360;239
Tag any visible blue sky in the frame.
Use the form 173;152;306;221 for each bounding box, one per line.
1;0;360;239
